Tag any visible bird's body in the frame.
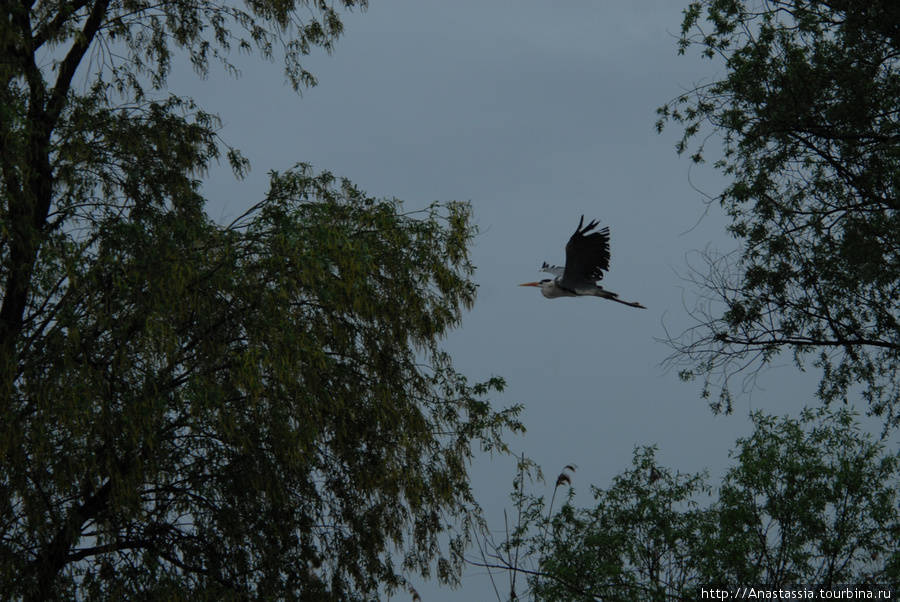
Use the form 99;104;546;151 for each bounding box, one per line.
520;216;646;309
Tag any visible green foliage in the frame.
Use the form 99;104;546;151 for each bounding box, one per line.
1;0;522;599
485;408;900;601
706;408;900;586
4;166;521;600
526;450;710;601
658;0;900;423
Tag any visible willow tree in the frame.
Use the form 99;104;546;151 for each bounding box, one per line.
658;0;900;424
0;1;522;599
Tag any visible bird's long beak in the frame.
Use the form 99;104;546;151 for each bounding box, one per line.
519;282;541;287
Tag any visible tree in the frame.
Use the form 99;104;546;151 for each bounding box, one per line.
701;408;900;587
0;1;522;599
657;0;900;424
479;408;900;601
476;449;711;601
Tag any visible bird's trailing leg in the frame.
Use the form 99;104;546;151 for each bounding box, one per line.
609;297;647;309
595;288;646;309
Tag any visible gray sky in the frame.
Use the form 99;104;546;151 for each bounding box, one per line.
168;2;858;598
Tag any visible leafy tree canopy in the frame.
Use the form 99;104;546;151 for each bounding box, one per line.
481;408;900;601
657;0;900;424
0;1;522;599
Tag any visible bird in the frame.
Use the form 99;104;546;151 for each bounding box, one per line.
519;215;646;308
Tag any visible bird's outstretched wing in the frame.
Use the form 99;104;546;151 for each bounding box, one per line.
560;215;610;289
540;262;564;277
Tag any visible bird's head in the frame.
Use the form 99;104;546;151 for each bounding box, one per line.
519;279;551;288
519;279;554;296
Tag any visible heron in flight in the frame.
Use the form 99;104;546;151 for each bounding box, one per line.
520;216;646;308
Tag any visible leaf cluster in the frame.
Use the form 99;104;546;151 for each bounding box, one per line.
487;407;900;601
3;163;523;600
1;0;523;599
658;1;900;423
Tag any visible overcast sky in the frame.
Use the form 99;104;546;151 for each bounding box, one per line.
166;2;874;599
